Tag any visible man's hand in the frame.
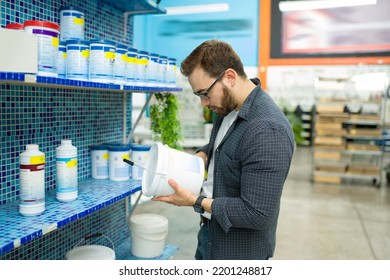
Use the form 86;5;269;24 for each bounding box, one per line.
151;178;198;207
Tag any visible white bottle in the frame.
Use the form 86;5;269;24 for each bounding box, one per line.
19;144;45;216
56;139;78;202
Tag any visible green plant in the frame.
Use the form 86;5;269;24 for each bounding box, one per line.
285;111;306;145
149;93;184;150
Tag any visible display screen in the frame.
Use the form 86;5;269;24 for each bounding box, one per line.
271;0;390;58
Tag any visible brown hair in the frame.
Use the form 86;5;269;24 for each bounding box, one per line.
180;39;247;79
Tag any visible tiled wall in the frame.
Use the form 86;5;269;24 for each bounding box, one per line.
1;0;136;259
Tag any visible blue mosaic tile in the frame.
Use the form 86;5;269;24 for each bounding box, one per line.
0;178;141;255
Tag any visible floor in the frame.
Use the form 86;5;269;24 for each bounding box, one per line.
132;146;390;260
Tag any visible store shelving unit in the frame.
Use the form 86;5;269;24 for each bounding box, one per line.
295;104;314;146
311;74;389;186
0;73;181;259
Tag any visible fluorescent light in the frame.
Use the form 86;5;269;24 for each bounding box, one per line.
279;0;377;12
165;4;230;15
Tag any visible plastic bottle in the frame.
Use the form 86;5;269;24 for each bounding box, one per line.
19;144;45;216
56;139;78;202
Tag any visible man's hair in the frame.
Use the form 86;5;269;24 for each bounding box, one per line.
180;39;247;79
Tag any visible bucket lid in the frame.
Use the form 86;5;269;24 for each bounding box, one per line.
6;23;23;29
89;39;116;46
131;144;151;152
90;145;109;151
23;20;60;31
66;39;89;45
128;47;138;52
59;6;85;13
66;245;115;260
130;214;168;233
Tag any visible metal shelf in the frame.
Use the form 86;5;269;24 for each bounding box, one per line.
0;179;141;256
102;0;166;14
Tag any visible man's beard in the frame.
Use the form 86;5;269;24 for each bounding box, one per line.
212;84;238;117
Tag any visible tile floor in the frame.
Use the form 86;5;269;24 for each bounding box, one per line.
132;146;390;260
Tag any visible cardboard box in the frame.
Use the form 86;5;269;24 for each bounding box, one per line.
0;28;37;73
314;175;342;184
314;151;341;160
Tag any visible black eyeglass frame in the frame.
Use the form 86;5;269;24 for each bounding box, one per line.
193;71;225;100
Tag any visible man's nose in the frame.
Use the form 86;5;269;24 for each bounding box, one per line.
200;98;209;106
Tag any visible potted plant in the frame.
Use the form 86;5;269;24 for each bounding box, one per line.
149;92;184;151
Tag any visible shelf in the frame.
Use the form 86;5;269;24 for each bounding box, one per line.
0;178;142;256
102;0;166;14
0;73;182;93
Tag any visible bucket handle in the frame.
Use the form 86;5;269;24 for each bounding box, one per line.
73;233;116;252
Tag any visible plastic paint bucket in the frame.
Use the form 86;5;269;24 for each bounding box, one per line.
167;58;177;87
66;234;115;260
114;43;128;85
148;53;159;87
58;41;66;78
108;144;131;181
23;20;60;77
129;214;168;258
59;6;85;41
142;143;204;197
131;144;151;180
136;50;149;86
89;39;116;83
90;145;109;179
66;39;89;81
126;47;138;85
158;55;168;87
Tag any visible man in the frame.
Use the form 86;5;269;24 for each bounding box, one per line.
152;39;295;260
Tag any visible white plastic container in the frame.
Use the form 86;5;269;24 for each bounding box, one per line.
19;144;45;216
126;47;138;86
66;234;115;260
58;41;66;78
114;43;128;85
56;139;78;202
108;144;131;181
158;55;168;87
23;20;60;77
89;39;116;83
148;53;159;87
66;39;89;81
129;214;168;258
59;6;85;41
142;143;205;197
167;58;177;87
136;50;149;86
90;145;109;179
131;144;151;180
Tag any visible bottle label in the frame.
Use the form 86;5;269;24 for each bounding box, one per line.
56;156;78;192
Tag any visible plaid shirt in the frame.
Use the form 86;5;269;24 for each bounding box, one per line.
197;82;295;259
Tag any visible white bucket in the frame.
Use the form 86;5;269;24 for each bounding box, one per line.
129;214;168;258
66;234;115;260
66;245;115;260
142;143;204;197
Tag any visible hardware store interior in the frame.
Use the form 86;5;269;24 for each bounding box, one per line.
1;0;390;260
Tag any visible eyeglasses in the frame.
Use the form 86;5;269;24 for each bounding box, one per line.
194;71;225;100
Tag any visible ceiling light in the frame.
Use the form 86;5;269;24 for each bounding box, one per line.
279;0;377;12
165;3;230;15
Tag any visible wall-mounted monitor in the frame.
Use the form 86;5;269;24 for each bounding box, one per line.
270;0;390;59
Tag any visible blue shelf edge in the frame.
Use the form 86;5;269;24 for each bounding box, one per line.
0;178;142;256
0;72;182;92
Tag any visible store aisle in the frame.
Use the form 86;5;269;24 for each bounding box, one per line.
132;147;390;260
